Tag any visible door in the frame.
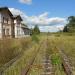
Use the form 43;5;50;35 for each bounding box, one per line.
3;29;5;37
6;29;9;37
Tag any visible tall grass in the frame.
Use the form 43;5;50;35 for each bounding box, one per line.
3;41;39;75
0;37;31;67
48;35;75;74
31;34;39;43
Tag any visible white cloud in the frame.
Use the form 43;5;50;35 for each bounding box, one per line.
28;13;66;25
56;25;64;31
39;12;49;19
48;17;66;25
9;8;66;32
19;0;32;4
39;26;57;32
9;8;29;24
9;8;27;18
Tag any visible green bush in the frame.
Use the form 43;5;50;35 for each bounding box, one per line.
51;54;61;65
31;34;39;43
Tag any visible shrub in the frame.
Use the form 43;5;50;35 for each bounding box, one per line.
31;34;39;43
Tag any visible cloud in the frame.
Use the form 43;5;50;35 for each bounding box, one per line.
56;25;64;31
19;0;32;4
48;17;66;25
39;12;49;19
9;8;29;23
28;13;66;25
39;26;57;32
9;8;66;32
9;8;27;18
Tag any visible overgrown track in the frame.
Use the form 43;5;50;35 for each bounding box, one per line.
21;41;44;75
0;52;22;75
41;38;54;75
59;48;73;75
48;35;73;75
53;44;73;75
41;53;54;75
21;52;37;75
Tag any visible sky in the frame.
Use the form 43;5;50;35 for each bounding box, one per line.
0;0;75;32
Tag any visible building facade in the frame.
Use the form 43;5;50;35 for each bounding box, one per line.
14;15;23;38
21;25;31;37
0;7;30;39
0;7;14;38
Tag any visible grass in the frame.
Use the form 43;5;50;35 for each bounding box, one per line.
29;39;47;75
46;38;66;75
31;34;39;43
0;33;75;75
28;34;75;75
49;35;75;66
3;35;41;75
0;37;31;67
48;34;75;74
3;42;39;75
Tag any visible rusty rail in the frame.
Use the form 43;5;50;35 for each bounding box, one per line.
0;52;22;75
58;48;73;75
21;55;36;75
51;38;73;75
21;41;43;75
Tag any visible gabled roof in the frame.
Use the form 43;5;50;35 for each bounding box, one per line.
0;7;22;21
14;15;23;21
0;7;13;18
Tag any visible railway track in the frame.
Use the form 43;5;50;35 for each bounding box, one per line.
52;42;73;75
41;54;54;75
41;38;54;75
21;54;37;75
21;41;44;75
47;36;73;75
21;36;73;75
59;48;73;75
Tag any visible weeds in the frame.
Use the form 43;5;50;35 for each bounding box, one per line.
31;34;39;43
0;38;31;67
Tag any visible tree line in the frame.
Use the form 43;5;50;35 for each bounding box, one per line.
63;16;75;32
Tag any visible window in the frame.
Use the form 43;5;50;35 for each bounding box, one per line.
3;17;8;24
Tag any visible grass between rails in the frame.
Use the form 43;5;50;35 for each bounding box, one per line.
3;37;42;75
28;35;66;75
0;33;75;75
48;35;75;74
46;38;66;75
29;39;47;75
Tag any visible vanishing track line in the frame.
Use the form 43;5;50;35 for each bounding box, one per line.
21;35;73;75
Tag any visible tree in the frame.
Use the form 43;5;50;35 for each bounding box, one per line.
32;25;40;34
63;16;75;32
63;26;68;32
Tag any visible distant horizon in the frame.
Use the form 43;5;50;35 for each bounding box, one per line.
0;0;75;32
